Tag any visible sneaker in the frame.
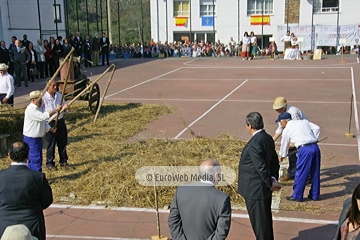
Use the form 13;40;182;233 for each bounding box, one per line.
357;57;360;63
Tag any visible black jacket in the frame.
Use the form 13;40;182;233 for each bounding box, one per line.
238;130;279;200
0;165;53;240
0;47;10;64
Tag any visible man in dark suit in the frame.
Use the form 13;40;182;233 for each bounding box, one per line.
168;159;231;240
238;112;281;240
21;34;30;49
10;40;30;87
0;41;10;65
100;32;110;66
7;36;17;75
0;141;53;240
74;32;83;57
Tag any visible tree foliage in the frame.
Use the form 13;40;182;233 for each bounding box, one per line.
65;0;150;45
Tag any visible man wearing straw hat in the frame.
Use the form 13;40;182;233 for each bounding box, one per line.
41;79;72;171
272;96;320;182
23;90;61;172
0;63;14;106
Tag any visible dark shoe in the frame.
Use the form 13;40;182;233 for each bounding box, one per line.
286;196;300;202
307;195;317;201
25;85;28;87
107;63;110;66
60;163;75;170
47;166;58;171
16;85;21;87
280;176;293;182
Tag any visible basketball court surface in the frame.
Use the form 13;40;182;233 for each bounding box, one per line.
12;56;360;239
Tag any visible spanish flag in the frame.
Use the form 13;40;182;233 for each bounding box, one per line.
175;17;188;26
250;15;270;25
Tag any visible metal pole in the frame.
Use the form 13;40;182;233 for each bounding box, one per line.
261;0;264;50
118;1;121;44
75;0;79;32
165;0;168;43
86;0;90;36
189;0;192;42
100;0;103;32
336;1;340;49
286;0;289;31
36;0;42;39
156;0;159;42
212;0;215;41
238;0;240;44
54;0;59;37
311;0;314;51
141;0;144;44
107;0;112;44
64;0;69;38
96;0;99;32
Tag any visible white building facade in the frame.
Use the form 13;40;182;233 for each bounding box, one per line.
0;0;66;44
151;0;360;51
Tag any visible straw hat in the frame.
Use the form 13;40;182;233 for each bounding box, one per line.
1;224;38;240
0;63;9;71
272;97;287;110
26;90;42;100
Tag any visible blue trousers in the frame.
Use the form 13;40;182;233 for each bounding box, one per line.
292;144;321;201
23;136;43;172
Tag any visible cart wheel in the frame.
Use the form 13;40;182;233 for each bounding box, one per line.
88;83;100;114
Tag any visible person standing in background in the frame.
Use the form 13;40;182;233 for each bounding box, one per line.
11;40;30;87
92;32;100;66
84;34;92;68
34;39;46;79
100;32;110;66
0;63;14;106
281;31;292;53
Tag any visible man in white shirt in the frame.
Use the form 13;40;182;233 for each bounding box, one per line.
41;79;71;171
272;96;320;182
0;63;14;106
280;31;292;53
23;90;61;172
277;112;321;202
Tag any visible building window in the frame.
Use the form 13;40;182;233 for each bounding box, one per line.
314;0;339;13
53;4;62;23
200;0;216;17
247;0;273;15
174;0;190;16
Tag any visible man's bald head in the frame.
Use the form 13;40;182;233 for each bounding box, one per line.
199;159;221;184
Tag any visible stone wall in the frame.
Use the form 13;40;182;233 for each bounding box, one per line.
284;0;300;24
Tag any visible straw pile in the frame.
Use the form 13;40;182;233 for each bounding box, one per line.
0;102;247;208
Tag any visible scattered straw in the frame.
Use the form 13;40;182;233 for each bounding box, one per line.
0;103;248;208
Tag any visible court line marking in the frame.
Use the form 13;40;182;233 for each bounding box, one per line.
46;235;145;240
182;66;350;69
49;205;337;225
104;67;183;98
174;79;249;139
183;59;197;65
105;98;355;105
154;78;350;81
350;67;360;161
